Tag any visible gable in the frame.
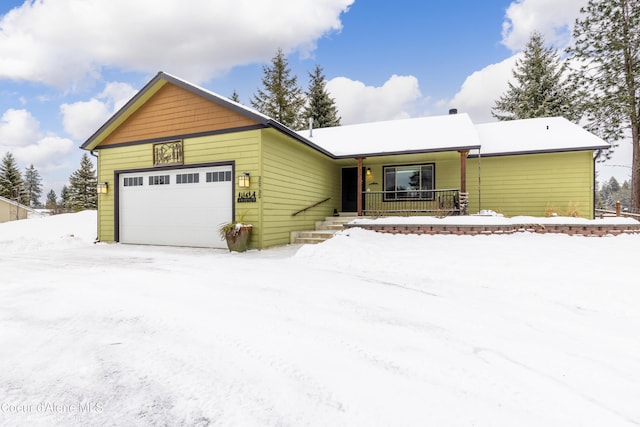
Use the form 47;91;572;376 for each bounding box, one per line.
97;83;260;147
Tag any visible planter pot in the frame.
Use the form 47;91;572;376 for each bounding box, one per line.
224;225;253;252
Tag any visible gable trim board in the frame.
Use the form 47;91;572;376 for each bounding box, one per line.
83;71;610;249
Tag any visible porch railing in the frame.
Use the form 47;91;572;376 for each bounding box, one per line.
362;189;467;216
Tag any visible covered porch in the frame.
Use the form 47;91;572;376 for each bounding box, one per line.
340;148;476;217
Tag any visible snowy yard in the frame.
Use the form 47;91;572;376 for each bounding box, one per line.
1;211;639;426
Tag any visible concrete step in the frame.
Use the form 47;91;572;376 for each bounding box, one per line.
296;230;336;239
294;237;331;244
291;213;357;245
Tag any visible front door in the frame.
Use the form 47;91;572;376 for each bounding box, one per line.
341;167;365;212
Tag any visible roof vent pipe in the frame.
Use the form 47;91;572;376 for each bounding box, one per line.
449;108;458;115
308;117;313;138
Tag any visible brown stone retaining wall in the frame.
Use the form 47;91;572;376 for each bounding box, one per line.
343;223;640;237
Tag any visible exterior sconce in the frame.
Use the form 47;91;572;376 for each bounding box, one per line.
238;172;250;188
97;182;108;194
366;168;372;176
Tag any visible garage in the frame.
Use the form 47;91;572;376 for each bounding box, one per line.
118;165;233;248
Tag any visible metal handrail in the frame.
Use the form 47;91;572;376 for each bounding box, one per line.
362;189;463;216
292;197;331;217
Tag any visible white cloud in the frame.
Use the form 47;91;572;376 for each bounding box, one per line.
13;136;75;167
0;0;353;88
61;82;137;141
327;75;422;125
501;0;588;50
0;109;40;147
0;108;74;170
445;55;520;124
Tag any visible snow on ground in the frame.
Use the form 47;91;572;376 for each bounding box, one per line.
1;211;639;426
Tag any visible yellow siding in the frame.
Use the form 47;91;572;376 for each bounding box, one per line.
261;129;340;247
466;151;595;218
96;130;261;245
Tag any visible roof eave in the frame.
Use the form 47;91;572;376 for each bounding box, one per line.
333;145;482;159
469;145;610;158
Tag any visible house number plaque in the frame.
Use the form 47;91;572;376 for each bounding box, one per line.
237;191;257;203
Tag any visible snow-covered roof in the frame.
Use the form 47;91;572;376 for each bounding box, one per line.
298;113;481;157
83;72;610;159
474;117;610;156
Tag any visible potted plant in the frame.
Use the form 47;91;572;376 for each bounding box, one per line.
219;215;253;252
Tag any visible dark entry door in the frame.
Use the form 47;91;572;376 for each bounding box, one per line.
342;167;365;212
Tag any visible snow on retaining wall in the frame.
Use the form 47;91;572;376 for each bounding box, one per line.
343;221;640;237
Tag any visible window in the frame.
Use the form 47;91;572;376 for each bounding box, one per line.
383;164;434;200
149;175;170;185
123;177;143;187
206;171;232;182
176;173;199;184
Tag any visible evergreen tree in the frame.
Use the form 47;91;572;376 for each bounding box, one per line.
251;49;305;129
68;154;97;211
60;185;71;212
493;31;579;122
23;164;43;208
45;189;59;213
0;152;27;204
567;0;640;212
303;65;341;129
230;90;240;103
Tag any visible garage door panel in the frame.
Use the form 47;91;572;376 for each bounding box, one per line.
119;167;232;248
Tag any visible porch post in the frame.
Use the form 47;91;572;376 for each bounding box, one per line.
459;150;469;215
357;157;364;216
459;150;469;193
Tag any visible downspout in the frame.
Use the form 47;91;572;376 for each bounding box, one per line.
357;157;364;216
594;149;603;218
477;148;482;213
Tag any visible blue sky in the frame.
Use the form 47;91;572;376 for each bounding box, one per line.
0;0;631;199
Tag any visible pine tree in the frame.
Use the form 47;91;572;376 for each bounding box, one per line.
230;90;240;103
303;65;341;129
23;164;43;208
60;185;70;212
567;0;640;211
45;189;59;213
493;31;579;122
0;152;27;205
68;153;97;211
251;49;306;129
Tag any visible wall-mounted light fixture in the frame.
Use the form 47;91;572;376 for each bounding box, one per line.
238;172;250;188
366;168;372;177
97;182;109;194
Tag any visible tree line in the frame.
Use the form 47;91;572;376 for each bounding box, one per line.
597;176;631;211
241;48;341;131
0;152;97;213
491;0;639;212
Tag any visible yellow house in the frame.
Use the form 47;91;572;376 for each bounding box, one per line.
81;72;608;249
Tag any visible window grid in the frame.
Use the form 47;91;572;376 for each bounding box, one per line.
176;173;200;184
123;177;143;187
205;171;232;182
149;175;170;185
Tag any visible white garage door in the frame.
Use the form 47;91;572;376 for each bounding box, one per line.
119;166;233;248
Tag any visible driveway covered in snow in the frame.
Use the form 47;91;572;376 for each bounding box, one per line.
1;212;639;426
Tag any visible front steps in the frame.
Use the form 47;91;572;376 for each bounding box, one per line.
290;213;357;244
